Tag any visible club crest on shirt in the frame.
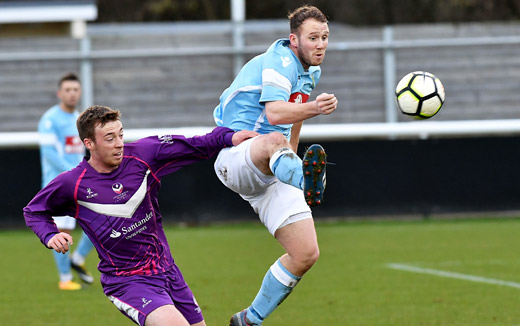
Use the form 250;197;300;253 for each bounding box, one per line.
112;182;123;194
112;182;129;202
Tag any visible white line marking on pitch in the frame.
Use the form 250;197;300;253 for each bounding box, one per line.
387;263;520;289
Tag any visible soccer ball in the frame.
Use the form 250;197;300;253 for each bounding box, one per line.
395;71;445;119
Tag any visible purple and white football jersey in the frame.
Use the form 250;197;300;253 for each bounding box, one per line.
24;127;234;277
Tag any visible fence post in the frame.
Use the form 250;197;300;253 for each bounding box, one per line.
383;25;397;123
231;0;245;76
80;36;93;110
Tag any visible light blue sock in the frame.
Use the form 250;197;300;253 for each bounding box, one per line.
53;250;72;281
246;259;301;325
76;231;94;259
269;147;303;190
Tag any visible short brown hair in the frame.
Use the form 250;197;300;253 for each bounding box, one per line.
77;105;121;142
58;72;80;88
288;5;328;34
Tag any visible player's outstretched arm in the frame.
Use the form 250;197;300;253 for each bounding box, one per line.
47;232;74;254
232;130;259;146
265;92;338;125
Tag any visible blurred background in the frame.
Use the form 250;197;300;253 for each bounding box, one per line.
1;0;520;227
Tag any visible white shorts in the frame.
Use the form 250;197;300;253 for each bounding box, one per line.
214;137;312;235
53;215;76;230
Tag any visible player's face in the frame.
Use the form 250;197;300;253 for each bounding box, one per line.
57;80;81;112
87;120;124;173
291;19;329;69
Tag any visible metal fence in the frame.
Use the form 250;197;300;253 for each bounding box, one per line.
1;22;520;147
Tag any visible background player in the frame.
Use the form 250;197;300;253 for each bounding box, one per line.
26;105;257;325
38;72;95;290
213;5;337;326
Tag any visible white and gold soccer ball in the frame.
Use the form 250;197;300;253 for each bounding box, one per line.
395;71;446;119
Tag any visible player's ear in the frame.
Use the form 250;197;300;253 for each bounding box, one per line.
84;138;94;150
289;33;299;48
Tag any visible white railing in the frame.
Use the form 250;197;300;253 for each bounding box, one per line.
3;119;520;149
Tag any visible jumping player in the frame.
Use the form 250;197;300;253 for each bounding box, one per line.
25;105;257;325
213;5;337;326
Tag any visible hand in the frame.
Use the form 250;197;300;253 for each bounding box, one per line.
315;93;338;115
47;232;74;254
232;130;259;146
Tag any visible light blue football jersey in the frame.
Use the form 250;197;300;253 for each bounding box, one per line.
38;105;84;187
213;39;321;139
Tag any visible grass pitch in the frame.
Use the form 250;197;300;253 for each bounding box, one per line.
2;217;520;326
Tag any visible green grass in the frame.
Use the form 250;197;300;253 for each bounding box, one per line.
3;218;520;325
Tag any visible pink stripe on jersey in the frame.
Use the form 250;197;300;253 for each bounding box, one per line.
73;168;87;219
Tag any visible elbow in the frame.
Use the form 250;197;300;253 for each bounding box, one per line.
265;101;289;125
265;111;285;126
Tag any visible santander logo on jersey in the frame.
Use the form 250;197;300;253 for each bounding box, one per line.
65;136;84;154
289;92;309;104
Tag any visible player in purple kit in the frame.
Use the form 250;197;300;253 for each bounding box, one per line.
24;105;257;326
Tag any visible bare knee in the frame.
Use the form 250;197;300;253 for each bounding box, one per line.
290;245;320;274
302;246;320;270
257;132;290;156
266;132;289;147
250;132;292;174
